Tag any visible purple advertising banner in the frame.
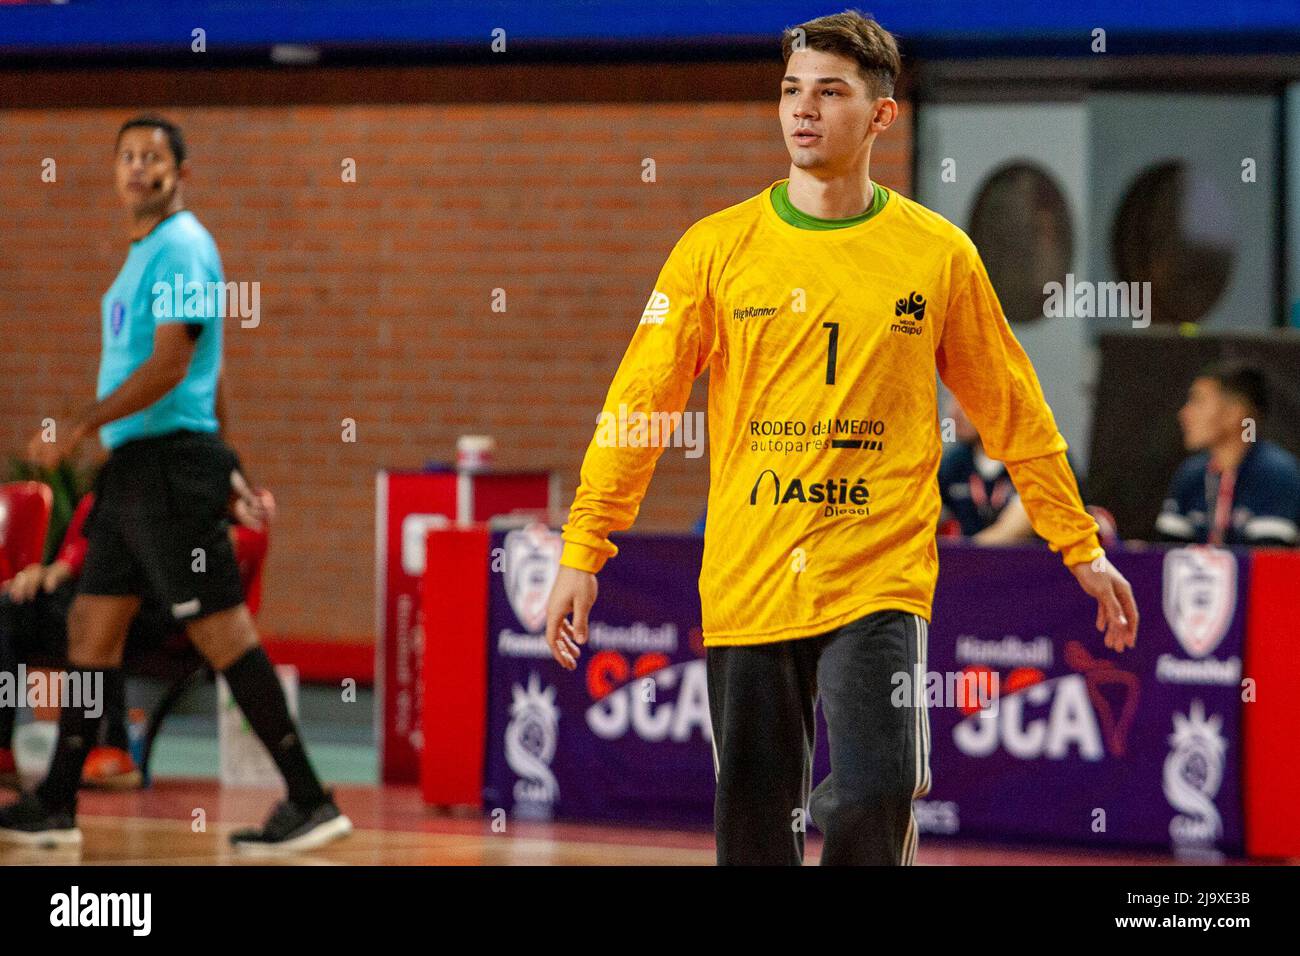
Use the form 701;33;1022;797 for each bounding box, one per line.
925;542;1244;854
484;530;713;828
484;529;1246;853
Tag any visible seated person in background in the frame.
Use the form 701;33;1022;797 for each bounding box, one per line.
1156;361;1300;547
0;494;139;789
938;397;1033;544
0;476;273;790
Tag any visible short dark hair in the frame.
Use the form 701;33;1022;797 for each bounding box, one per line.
116;114;186;165
780;9;902;99
1198;360;1269;420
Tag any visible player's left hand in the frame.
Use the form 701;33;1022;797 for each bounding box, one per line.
1068;553;1138;653
229;469;274;531
25;421;86;471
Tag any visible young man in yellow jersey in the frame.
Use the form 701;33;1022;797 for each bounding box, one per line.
545;10;1139;865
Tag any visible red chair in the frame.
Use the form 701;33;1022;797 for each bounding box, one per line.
230;489;273;617
0;482;53;586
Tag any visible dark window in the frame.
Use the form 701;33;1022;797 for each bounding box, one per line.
969;163;1073;325
1111;160;1234;326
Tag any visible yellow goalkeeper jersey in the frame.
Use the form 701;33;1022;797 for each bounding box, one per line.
560;180;1102;646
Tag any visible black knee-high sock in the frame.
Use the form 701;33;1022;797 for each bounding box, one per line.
99;669;129;751
36;667;112;812
222;647;326;809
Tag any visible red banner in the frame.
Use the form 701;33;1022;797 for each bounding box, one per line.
1243;549;1300;859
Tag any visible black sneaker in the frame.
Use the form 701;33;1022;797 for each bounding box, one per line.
0;792;82;848
229;794;352;854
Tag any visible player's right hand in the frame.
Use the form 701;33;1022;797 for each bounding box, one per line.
544;565;598;672
26;423;84;471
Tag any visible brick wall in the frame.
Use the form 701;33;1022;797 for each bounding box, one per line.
0;62;912;643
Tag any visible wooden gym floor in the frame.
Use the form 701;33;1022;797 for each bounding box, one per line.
0;780;1281;866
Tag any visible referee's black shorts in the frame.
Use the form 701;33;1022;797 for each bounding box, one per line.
77;429;245;623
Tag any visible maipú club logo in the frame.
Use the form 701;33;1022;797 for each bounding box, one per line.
891;290;926;336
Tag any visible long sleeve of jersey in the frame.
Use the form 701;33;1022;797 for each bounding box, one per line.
936;238;1102;566
560;230;716;573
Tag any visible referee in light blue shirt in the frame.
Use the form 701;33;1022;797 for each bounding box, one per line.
0;115;350;853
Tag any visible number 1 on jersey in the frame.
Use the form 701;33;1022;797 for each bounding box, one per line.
822;321;839;385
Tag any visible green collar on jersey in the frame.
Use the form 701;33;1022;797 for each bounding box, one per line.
770;179;888;230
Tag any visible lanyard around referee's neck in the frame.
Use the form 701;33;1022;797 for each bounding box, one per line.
1206;461;1237;546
